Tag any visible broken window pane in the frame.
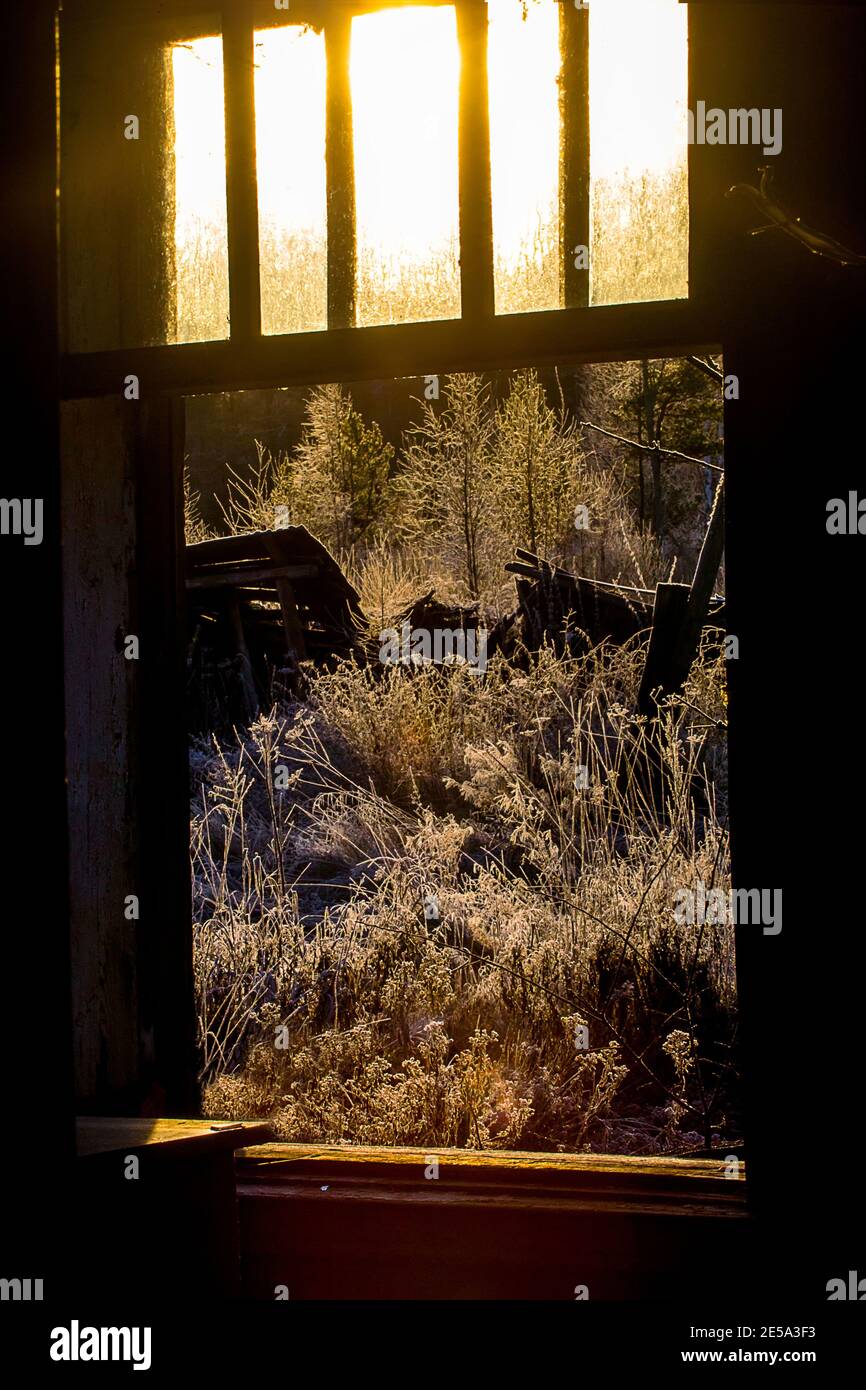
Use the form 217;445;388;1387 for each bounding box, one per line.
589;0;689;306
255;25;328;336
489;0;561;316
351;6;461;327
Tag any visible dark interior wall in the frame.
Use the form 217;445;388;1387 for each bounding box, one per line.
0;0;75;1290
692;3;866;1292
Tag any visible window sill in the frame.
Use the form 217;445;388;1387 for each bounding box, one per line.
236;1142;747;1219
235;1143;750;1299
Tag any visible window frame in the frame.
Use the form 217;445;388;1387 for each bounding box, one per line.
59;0;736;1189
60;0;713;397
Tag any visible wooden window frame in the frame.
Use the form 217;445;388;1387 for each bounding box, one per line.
61;0;713;398
60;1;740;1215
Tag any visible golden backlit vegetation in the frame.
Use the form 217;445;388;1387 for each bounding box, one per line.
170;0;689;340
189;362;732;1155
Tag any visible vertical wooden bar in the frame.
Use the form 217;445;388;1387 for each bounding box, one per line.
325;11;357;329
560;0;590;309
227;592;260;718
222;3;262;340
457;0;494;321
264;536;308;660
134;394;198;1112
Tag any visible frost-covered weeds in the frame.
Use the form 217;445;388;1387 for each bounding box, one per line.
193;637;736;1155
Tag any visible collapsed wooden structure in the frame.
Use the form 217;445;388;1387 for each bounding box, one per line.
186;526;364;726
186;500;726;729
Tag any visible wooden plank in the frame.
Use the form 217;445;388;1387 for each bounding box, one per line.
238;1141;744;1187
187;562;320;588
222;3;262;340
456;0;494;321
227;591;260;717
637;581;691;715
325;11;357;329
264;536;308;658
62;400;140;1102
235;1153;750;1299
62;301;721;400
272;577;308;660
77;1116;272;1159
134;395;198;1112
559;0;590;309
186;532;271;565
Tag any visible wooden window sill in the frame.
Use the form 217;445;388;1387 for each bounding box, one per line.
236;1143;747;1219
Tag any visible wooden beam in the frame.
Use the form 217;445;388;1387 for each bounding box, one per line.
134;395;198;1111
325;11;357;329
456;0;494;322
187;563;319;589
62;301;721;399
222;3;261;341
560;0;590;309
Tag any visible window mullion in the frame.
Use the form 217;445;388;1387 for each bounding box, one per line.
325;11;357;330
560;0;590;309
222;3;262;340
457;0;494;323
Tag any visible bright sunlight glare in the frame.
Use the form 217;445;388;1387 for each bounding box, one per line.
351;6;461;326
172;37;229;342
255;25;328;334
171;1;689;337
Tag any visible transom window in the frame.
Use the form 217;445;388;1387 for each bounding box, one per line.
61;0;689;355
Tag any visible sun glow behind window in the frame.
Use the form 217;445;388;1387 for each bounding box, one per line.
255;25;328;335
170;1;689;340
589;0;689;304
172;38;230;342
351;6;461;327
488;0;561;316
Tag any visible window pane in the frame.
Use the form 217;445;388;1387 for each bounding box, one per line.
351;6;461;327
589;0;689;306
255;25;328;336
61;15;228;351
172;37;231;343
489;0;561;316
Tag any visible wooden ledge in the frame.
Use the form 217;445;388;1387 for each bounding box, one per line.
236;1143;747;1220
76;1116;272;1161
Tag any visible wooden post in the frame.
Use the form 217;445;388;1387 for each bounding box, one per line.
637;479;725;714
671;474;726;686
637;581;691;715
457;0;495;321
134;395;198;1112
560;0;590;309
227;592;260;719
326;11;357;329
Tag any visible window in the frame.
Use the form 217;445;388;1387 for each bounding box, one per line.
59;1;736;1168
61;0;691;355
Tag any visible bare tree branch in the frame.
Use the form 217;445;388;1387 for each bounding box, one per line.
579;419;724;474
